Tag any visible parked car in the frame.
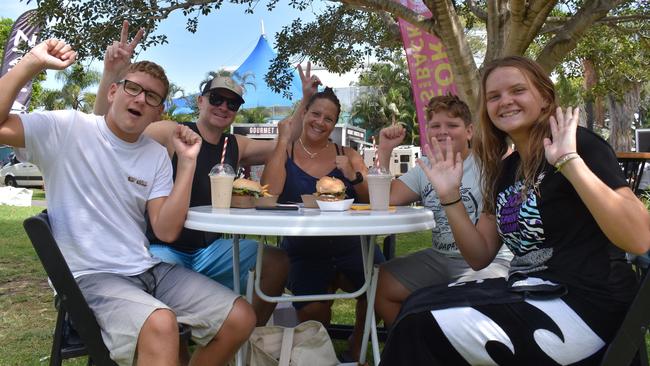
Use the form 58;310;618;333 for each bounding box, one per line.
0;155;44;188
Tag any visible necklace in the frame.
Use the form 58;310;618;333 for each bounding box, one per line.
299;137;329;159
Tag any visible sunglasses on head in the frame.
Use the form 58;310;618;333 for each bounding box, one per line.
207;92;242;112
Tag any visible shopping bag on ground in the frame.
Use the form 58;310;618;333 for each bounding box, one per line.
249;320;338;366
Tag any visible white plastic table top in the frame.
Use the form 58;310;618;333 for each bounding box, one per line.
184;205;435;236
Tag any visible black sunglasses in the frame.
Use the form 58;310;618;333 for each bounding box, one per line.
207;92;242;112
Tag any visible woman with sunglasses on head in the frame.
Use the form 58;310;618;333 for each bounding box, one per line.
92;21;323;329
379;56;650;365
261;87;385;362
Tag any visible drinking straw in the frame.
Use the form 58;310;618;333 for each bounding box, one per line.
221;136;229;164
372;136;379;168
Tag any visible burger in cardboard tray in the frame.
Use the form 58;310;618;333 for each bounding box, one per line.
231;178;276;208
314;176;354;211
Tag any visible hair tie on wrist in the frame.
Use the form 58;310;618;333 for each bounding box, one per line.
441;197;462;207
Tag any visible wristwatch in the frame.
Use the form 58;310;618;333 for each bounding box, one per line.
349;172;364;185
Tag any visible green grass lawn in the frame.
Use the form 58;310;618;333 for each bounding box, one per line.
0;205;75;365
30;189;46;201
0;204;647;365
0;205;427;365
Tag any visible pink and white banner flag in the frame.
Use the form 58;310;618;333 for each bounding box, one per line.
397;0;457;148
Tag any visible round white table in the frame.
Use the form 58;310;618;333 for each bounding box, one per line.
185;205;435;364
185;205;435;236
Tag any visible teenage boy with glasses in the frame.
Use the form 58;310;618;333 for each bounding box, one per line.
94;21;320;326
0;39;255;366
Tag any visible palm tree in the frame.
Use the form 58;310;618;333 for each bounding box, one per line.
34;64;99;112
161;82;194;121
55;64;101;112
236;107;271;124
351;53;417;144
38;89;66;111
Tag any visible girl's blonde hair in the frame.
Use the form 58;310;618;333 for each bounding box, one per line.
473;56;557;213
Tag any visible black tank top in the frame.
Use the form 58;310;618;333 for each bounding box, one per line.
146;122;240;251
278;142;357;203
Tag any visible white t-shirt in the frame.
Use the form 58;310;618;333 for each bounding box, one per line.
399;153;512;261
17;110;172;277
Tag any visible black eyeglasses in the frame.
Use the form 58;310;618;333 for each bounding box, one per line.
207;92;242;112
118;80;165;107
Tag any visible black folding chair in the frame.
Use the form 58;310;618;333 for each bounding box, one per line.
24;212;116;366
24;212;190;366
616;152;650;195
600;253;650;366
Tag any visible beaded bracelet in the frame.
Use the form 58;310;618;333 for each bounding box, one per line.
554;152;580;172
440;197;462;207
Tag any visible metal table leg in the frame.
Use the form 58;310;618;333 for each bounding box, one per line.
359;235;379;365
232;234;243;366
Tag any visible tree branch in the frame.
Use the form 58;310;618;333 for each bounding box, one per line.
504;0;557;56
338;0;439;35
428;0;480;110
465;0;487;21
545;14;650;25
485;0;508;61
537;0;626;73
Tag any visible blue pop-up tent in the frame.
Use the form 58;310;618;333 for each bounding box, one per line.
169;34;302;115
168;97;194;115
234;34;302;108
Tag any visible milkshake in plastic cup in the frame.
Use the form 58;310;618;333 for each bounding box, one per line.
367;166;392;211
209;163;235;208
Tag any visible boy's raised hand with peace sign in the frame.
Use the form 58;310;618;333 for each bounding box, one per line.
94;20;145;115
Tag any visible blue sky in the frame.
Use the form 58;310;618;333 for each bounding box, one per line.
2;0;323;94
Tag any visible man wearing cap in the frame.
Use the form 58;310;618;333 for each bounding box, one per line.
94;22;319;326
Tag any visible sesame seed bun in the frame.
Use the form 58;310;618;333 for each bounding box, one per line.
315;176;346;201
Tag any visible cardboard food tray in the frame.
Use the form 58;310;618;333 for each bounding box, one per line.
230;195;255;208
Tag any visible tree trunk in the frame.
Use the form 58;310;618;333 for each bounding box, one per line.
608;83;641;151
582;58;597;130
595;96;606;129
585;101;594;130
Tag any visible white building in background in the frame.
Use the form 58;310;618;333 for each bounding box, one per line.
307;64;370;114
363;145;421;177
231;123;367;151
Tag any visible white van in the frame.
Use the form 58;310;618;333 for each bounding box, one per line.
0;155;44;187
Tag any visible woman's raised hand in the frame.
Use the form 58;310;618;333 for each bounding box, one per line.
298;61;321;100
417;136;463;202
335;155;356;182
544;107;579;166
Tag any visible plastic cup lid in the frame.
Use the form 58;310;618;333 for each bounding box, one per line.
209;163;235;176
367;166;390;175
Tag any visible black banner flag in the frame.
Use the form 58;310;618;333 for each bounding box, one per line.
0;9;41;113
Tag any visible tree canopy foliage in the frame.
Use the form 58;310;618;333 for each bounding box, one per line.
27;0;649;112
0;18;14;54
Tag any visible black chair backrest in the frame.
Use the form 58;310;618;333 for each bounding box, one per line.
600;257;650;366
617;157;647;195
23;212;117;366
